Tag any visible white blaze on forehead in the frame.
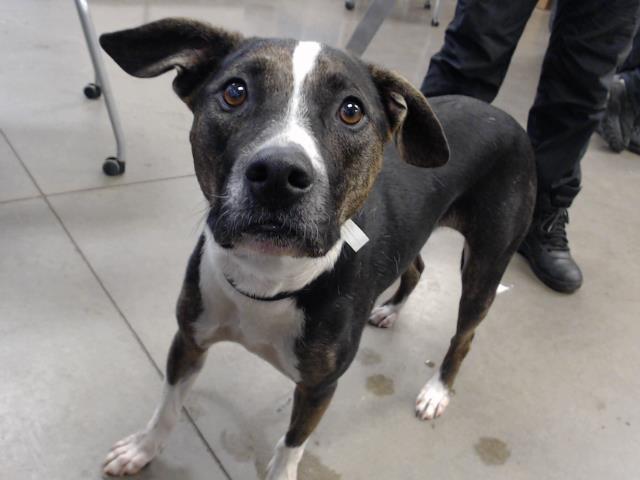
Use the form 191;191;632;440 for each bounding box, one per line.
259;41;325;176
291;41;322;111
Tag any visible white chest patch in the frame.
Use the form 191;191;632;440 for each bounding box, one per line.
214;236;345;299
193;228;344;382
260;41;325;177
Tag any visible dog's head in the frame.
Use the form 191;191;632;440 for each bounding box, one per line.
101;18;449;258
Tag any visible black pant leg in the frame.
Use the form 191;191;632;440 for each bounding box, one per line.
527;0;640;206
619;25;640;72
421;0;538;102
621;69;640;106
620;28;640;106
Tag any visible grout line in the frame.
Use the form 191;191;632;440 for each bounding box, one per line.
2;127;196;199
46;172;197;198
46;197;233;480
0;128;232;480
1;129;44;200
0;194;44;206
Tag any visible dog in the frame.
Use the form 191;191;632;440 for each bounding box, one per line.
99;18;536;479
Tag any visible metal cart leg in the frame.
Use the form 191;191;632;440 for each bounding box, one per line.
430;0;441;26
424;0;442;26
347;0;441;27
74;0;126;176
346;0;398;56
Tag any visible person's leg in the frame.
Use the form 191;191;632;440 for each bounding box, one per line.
520;0;640;293
619;25;640;73
618;28;640;153
600;74;640;151
421;0;538;101
624;62;640;153
599;28;640;152
620;71;640;106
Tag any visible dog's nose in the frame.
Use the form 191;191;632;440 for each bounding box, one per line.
245;146;314;207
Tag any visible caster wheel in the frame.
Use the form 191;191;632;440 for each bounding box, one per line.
84;83;102;99
345;0;355;11
424;1;431;9
102;156;125;176
431;19;440;27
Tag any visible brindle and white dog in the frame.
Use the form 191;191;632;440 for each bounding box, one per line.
99;18;536;479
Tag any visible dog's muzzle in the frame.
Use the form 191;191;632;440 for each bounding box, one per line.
208;145;336;256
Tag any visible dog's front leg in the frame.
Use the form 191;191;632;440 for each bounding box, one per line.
267;382;337;480
103;332;206;476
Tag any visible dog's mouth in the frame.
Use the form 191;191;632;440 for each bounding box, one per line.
244;221;299;237
238;221;307;256
209;210;331;257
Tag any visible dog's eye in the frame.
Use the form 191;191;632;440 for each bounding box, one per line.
223;81;247;107
339;98;364;125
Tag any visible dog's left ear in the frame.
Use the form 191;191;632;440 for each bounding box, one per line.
369;65;449;168
100;18;243;107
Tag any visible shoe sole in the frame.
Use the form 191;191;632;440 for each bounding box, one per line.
517;247;581;294
628;141;640;155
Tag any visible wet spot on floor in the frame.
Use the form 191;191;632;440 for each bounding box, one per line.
220;429;254;463
596;400;606;411
474;437;510;466
299;452;342;479
366;374;394;396
358;347;382;366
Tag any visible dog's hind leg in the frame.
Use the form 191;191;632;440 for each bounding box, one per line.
103;331;207;475
415;239;516;421
369;254;425;328
267;382;337;480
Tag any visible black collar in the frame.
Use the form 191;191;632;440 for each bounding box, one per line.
224;275;299;302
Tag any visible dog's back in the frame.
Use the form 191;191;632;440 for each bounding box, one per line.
354;94;536;297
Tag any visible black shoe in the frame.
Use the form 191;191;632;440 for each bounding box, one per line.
599;76;637;152
518;208;583;293
628;126;640;155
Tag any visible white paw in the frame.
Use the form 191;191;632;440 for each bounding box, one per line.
368;304;400;328
266;458;298;480
103;431;161;476
415;374;451;420
265;438;304;480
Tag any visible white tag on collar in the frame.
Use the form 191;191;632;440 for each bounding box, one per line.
341;219;369;253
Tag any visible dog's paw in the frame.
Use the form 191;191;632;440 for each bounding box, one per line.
266;458;298;480
415;374;450;420
368;304;400;328
265;437;303;480
103;431;160;476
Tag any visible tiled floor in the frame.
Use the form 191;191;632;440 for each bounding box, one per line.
1;1;639;479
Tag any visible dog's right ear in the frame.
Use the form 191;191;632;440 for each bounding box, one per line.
368;64;449;168
99;18;243;107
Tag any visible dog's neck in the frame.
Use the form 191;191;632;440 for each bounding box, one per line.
223;275;300;302
204;226;344;299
